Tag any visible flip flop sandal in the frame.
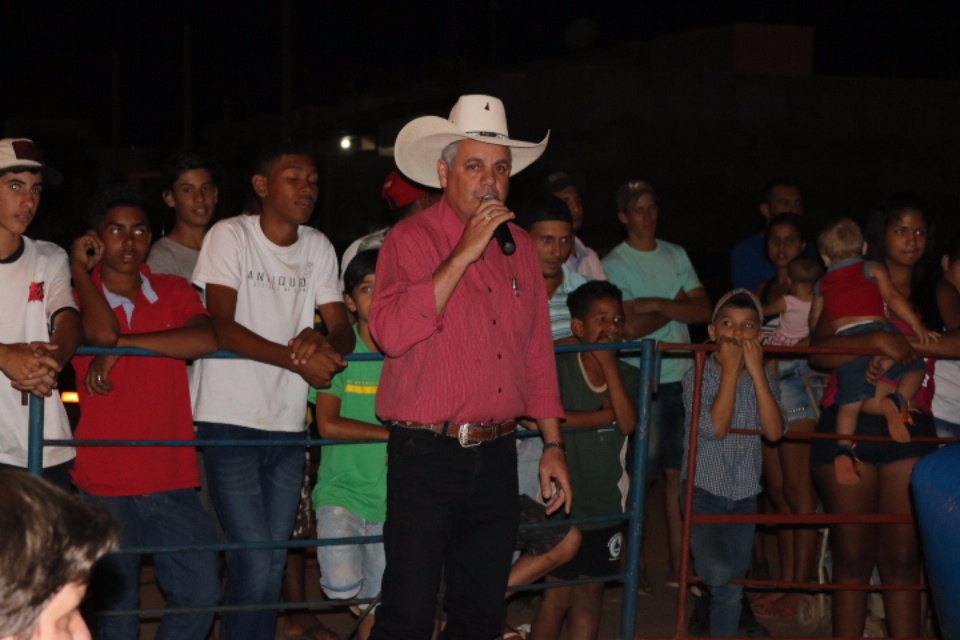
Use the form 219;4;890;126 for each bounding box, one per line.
834;444;861;486
880;392;913;443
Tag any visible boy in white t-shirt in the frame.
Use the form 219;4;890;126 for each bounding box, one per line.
0;138;80;490
192;142;354;640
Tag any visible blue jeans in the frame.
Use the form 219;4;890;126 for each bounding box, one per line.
371;428;519;640
689;489;756;638
81;488;220;640
196;423;306;640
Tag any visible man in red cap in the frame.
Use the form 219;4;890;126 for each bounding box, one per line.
339;170;439;288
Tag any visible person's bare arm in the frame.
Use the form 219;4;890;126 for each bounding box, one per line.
623;287;693;339
562;406;616;428
871;262;934;342
914;328;960;359
536;417;572;515
316;392;389;441
651;286;712;325
206;283;344;388
809;309;915;370
47;309;81;369
762;296;786;318
808;295;824;335
937;279;960;330
317;301;355;356
287;301;354;363
710;338;742;438
743;337;784;442
19;309;84;398
908;280;960;359
84;354;120;396
0;344;57;382
70;233;120;347
2;342;62;397
593;343;638;436
622;302;670;340
9;240;85;395
117;314;217;360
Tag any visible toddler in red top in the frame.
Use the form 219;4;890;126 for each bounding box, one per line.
810;218;937;485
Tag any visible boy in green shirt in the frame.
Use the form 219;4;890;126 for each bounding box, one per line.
312;249;387;640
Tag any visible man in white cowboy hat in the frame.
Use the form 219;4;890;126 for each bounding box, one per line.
369;95;572;639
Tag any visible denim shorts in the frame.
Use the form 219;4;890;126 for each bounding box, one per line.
834;321;925;405
316;505;385;605
776;360;821;422
641;381;685;481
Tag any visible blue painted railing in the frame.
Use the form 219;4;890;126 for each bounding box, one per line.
25;339;658;638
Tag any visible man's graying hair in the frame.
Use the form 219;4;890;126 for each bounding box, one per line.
441;141;461;168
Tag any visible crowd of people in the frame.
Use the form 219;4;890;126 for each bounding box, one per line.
2;91;959;640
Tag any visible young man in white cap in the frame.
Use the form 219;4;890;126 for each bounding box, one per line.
369;95;572;640
0;138;80;490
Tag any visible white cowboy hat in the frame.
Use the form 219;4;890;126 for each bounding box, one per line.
394;95;549;188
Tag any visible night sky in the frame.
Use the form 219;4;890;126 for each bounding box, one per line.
6;0;960;148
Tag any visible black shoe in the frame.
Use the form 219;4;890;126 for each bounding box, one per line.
686;590;711;637
688;589;770;637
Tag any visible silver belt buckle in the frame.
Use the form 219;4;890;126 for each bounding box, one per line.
458;423;481;447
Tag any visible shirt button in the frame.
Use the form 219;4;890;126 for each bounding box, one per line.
498;387;502;393
497;353;502;360
492;319;497;325
488;286;492;293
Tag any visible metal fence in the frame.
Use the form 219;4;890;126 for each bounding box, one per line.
24;340;657;639
24;339;941;638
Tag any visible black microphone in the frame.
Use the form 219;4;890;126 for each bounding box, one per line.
481;193;516;256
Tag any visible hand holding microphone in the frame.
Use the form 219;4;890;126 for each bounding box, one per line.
481;193;516;256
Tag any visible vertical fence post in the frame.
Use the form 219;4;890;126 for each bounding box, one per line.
27;394;45;476
620;339;658;639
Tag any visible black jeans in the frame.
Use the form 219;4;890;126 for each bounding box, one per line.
371;427;519;640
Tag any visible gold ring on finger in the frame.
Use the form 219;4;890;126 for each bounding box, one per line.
484;213;493;221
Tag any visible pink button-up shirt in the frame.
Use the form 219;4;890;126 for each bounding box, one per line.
370;197;563;425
